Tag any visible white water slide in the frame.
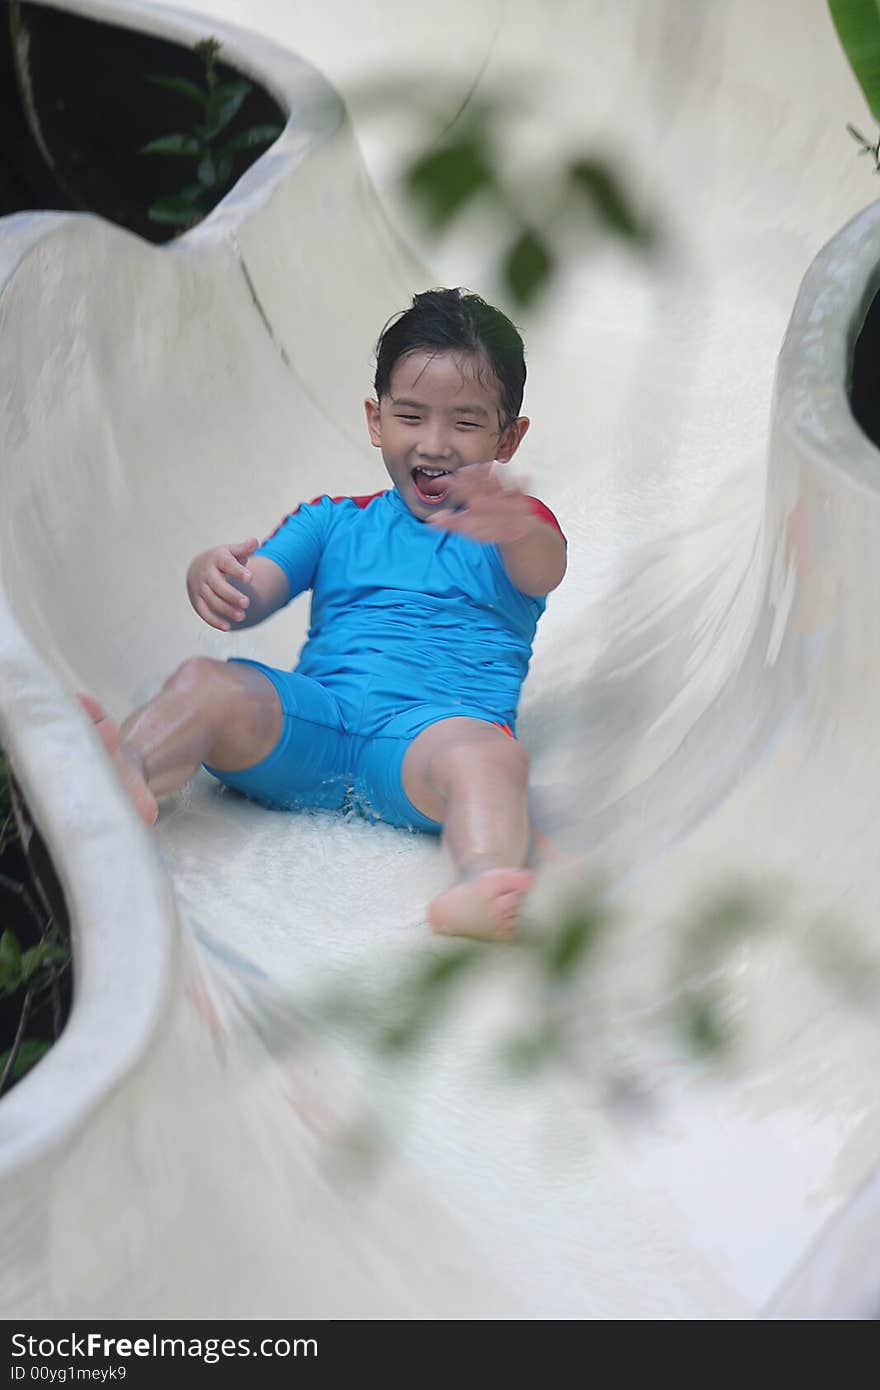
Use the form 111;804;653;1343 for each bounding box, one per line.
3;0;880;1319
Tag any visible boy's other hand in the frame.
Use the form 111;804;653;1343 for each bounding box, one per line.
425;463;537;544
187;537;259;631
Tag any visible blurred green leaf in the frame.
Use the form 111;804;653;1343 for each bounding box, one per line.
687;891;759;961
540;903;605;980
141;134;201;157
147;75;208;108
377;945;480;1055
412;944;479;998
568;158;648;242
404;137;494;230
195;37;222;84
21;943;49;982
0;929;22;993
222;125;283;154
806;927;880;1009
197;154;217;187
377;1014;423;1055
503;228;554;307
846;121;880;158
829;0;880;124
148;192;205;226
502;1022;566;1073
0;1038;50;1083
204;80;252;139
680;992;729;1056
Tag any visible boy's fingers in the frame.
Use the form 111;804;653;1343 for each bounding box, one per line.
426;509;465;532
204;584;248;620
195;597;230;632
428;510;493;537
446;463;495;497
210;574;249;608
230;537;259;557
218;549;253;583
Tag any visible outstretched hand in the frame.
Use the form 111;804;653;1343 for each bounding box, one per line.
187;537;259;631
425;463;537;545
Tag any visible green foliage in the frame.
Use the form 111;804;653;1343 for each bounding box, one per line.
0;916;70;1094
354;78;654;309
0;1038;51;1084
375;944;480;1055
503;229;555;309
141;37;282;229
404;138;495;229
147;186;206;226
225;126;285;154
141;135;201;157
533;900;605;980
829;0;880;123
0;927;68;999
568;158;651;244
845;120;880;170
679;991;730;1057
682;889;761;964
146;75;209;109
0;752;72;1098
0;927;22;994
666;889;764;1060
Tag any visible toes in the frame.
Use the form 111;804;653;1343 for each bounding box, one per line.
495;891;521;917
76;692;158;827
76;691;108;723
92;720;120;756
492;893;524;940
77;692;118;752
508;870;535;891
428;869;534;943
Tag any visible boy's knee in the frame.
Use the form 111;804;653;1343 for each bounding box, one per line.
167;656;228;697
438;732;529;789
498;738;529;784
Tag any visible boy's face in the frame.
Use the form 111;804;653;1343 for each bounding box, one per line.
365;350;529;520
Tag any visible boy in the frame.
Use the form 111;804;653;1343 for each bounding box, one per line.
80;289;566;941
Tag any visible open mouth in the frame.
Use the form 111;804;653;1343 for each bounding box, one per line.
411;466;452;505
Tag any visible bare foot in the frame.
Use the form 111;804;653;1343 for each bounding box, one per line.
76;693;159;826
428;868;535;942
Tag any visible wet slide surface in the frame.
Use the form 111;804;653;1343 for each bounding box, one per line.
2;0;880;1318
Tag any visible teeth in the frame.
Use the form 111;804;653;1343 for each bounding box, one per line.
416;468;449;478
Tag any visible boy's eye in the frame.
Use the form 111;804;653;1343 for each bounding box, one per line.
457;421;480;428
396;415;421;423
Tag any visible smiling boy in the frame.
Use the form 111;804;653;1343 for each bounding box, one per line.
79;289;566;941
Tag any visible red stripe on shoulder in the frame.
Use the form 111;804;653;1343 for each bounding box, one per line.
329;491;386;509
262;490;386;542
526;497;565;537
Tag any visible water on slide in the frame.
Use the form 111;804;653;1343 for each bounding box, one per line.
2;0;880;1318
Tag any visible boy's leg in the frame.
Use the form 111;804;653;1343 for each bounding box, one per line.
78;657;284;824
401;717;534;942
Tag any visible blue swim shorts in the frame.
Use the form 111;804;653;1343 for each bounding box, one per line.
202;658;513;835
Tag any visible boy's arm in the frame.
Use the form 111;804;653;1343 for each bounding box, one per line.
187;538;291;632
426;465;567;596
498;514;567;597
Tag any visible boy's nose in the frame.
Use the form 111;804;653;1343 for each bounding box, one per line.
416;428;453;461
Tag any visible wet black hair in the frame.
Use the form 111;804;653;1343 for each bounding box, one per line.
373;288;526;429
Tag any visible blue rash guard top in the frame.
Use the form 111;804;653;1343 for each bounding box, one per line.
253;486;565;737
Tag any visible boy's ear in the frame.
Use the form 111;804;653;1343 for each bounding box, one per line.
365;398;382;447
494;416;530;464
